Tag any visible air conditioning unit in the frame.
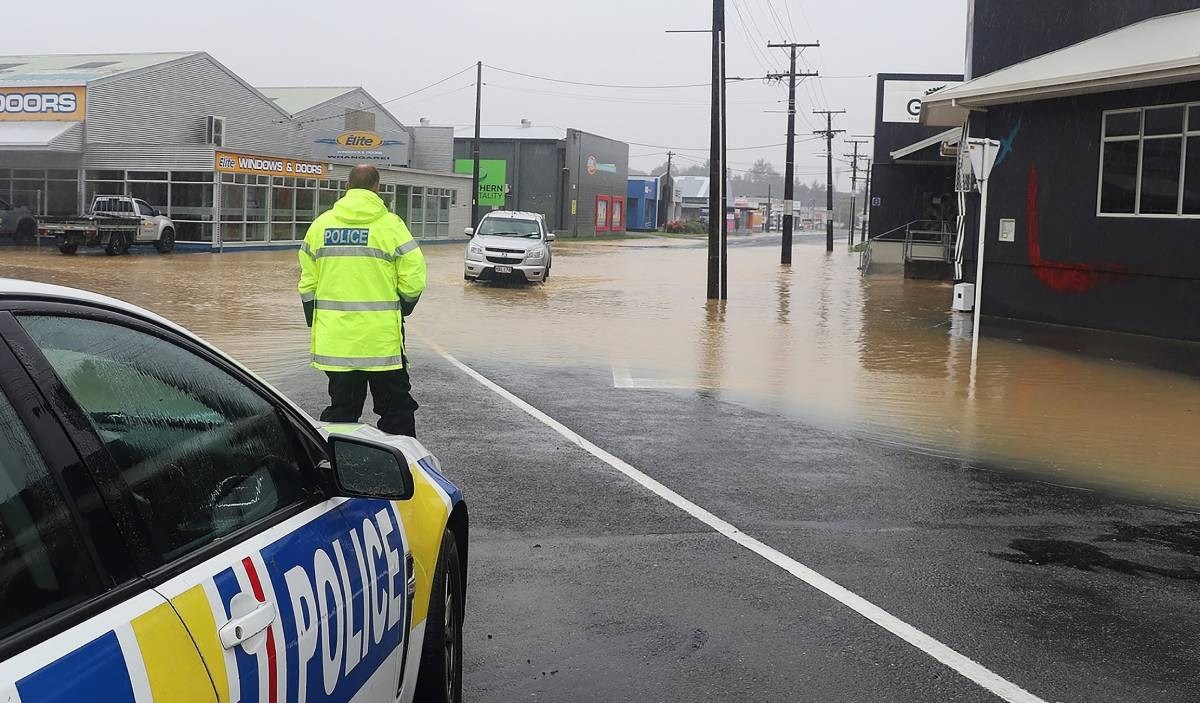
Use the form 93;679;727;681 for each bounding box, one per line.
205;116;226;147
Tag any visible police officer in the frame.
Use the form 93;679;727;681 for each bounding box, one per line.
298;164;427;436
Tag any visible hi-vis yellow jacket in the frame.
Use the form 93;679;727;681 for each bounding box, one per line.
298;188;426;372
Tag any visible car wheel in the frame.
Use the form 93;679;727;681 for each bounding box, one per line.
543;264;550;282
105;232;130;256
15;218;36;243
58;242;78;255
155;228;176;254
415;529;463;703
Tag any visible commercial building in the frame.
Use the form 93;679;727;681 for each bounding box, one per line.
867;73;964;242
0;52;470;249
922;0;1200;341
626;175;661;231
452;122;629;234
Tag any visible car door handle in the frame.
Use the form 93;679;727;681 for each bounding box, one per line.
218;600;277;650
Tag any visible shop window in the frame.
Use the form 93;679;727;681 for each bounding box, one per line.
46;180;79;216
245;223;267;242
171;171;212;183
129;182;168;209
127;171;168;182
175;221;213;243
86;170;123;181
170;182;214;221
595;195;611;233
1100;103;1200;217
245;185;268;222
611;196;625;232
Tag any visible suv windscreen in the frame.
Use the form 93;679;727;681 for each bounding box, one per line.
477;218;542;238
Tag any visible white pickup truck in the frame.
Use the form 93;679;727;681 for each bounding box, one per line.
39;196;176;255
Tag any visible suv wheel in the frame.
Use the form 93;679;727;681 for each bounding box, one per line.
155;228;176;254
105;232;130;256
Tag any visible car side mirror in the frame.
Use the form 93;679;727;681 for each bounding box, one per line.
328;434;414;500
464;227;474;237
546;232;557;242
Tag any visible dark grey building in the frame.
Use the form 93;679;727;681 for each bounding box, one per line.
924;1;1200;341
453;123;629;234
867;73;964;242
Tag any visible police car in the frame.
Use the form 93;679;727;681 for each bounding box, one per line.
0;279;468;703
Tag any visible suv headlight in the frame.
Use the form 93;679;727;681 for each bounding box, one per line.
467;243;484;260
525;247;546;262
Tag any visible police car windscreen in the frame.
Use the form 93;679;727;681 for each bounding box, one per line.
478;219;541;238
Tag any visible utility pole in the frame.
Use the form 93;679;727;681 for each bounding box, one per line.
845;139;868;248
720;33;729;300
707;0;724;300
860;158;872;244
813;109;845;252
766;182;772;232
767;42;819;265
660;150;674;227
471;60;482;230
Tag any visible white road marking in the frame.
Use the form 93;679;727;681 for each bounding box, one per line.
611;362;694;390
430;343;1048;703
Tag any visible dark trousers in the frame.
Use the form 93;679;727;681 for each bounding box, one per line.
320;369;419;437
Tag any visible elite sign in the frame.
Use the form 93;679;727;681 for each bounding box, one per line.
314;130;409;168
216;151;326;178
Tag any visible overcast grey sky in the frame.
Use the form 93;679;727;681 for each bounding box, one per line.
4;0;966;188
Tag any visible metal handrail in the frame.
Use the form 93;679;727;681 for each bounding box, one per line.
862;219;955;273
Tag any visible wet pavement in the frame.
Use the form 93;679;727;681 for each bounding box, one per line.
3;233;1200;701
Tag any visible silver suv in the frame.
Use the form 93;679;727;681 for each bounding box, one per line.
463;211;556;283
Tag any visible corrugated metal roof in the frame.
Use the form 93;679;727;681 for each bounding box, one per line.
0;121;82;150
674;176;710;199
923;9;1200;126
258;86;359;115
0;52;197;86
453;125;569;141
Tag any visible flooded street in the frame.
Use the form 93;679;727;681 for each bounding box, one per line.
2;234;1198;508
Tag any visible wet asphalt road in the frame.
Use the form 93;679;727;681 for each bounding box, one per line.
273;344;1200;703
7;234;1197;701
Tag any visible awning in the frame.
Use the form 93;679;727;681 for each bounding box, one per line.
890;127;962;162
0;121;83;151
922;9;1200;126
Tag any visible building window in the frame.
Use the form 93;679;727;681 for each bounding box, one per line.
595;195;611;232
611;196;625;232
1099;103;1200;217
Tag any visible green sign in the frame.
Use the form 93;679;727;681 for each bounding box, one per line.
454;159;507;206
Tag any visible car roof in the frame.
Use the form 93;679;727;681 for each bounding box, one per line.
481;211;543;220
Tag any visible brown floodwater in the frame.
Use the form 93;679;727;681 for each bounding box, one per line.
2;236;1198;508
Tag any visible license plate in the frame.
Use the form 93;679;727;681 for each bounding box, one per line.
494;265;513;274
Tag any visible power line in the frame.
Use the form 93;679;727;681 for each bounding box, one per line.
728;0;782;74
485;81;781;107
483;64;713;90
763;0;793;42
292;64;475;126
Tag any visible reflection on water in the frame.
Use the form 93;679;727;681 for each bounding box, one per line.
3;236;1198;508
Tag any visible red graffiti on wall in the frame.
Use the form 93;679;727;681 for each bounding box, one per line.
1026;164;1121;293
